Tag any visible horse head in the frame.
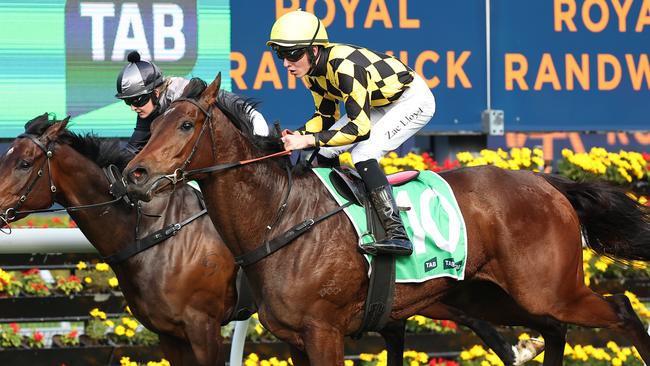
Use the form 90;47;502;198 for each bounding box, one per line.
0;114;70;224
125;74;223;202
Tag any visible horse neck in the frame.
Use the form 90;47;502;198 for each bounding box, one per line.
53;145;136;257
198;119;289;256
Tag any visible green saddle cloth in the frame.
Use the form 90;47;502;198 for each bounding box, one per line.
312;168;467;283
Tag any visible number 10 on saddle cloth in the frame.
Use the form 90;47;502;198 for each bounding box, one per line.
313;168;468;283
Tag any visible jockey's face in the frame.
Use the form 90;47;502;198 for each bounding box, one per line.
130;89;160;118
282;46;318;79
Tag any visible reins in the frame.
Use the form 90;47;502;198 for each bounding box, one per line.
150;97;349;267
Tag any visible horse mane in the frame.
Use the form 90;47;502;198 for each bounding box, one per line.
181;78;303;171
24;114;133;171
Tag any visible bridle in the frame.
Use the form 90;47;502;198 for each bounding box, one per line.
1;134;57;228
0;133;123;234
150;97;291;188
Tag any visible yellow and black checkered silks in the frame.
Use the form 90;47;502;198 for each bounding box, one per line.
299;44;414;147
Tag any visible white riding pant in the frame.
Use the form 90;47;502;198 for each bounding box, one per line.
318;74;435;164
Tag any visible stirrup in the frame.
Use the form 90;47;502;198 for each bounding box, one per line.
358;232;378;255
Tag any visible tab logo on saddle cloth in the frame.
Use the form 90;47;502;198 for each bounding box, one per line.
424;257;438;272
313;168;468;283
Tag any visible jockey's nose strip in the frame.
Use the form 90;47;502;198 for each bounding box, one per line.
127;166;149;185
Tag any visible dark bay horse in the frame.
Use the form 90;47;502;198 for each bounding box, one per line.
126;74;650;365
0;115;237;365
0;115;539;365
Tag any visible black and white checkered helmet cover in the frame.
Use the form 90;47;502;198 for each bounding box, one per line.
115;51;164;99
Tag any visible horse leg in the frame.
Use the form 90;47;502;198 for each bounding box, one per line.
159;333;201;365
536;290;650;363
184;314;224;366
456;313;516;365
537;320;567;366
303;325;345;365
378;320;406;366
290;345;311;366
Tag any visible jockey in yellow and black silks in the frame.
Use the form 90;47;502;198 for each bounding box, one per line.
268;10;436;256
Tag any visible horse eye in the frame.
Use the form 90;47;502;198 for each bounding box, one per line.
180;121;194;131
18;160;32;169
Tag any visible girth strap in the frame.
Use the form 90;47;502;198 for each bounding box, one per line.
223;268;257;325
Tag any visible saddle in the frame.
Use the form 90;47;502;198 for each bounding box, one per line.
329;167;419;207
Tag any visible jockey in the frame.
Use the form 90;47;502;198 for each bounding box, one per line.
115;51;269;155
268;10;436;256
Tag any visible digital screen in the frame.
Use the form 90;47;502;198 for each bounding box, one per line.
0;0;230;138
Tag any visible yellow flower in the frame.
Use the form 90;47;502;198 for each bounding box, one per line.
469;345;487;357
95;263;110;271
344;360;354;366
460;351;472;360
562;148;574;158
125;329;135;338
84;277;92;284
104;320;114;327
518;333;530;340
108;277;119;287
89;308;107;320
248;353;259;362
359;353;374;362
115;325;125;336
255;323;265;335
594;260;608;272
76;261;87;270
612;357;622;366
125;306;133;315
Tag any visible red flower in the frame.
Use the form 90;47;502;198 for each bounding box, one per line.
9;323;19;333
68;330;78;338
51;217;62;224
69;275;81;283
429;359;459;366
68;220;77;228
33;332;44;342
440;320;458;330
23;268;39;275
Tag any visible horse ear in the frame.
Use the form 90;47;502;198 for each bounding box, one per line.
200;72;221;106
43;116;70;140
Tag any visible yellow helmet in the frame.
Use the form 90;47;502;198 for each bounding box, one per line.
267;10;328;48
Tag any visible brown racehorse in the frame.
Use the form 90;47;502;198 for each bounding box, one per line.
125;74;650;365
0;116;541;366
0;115;237;365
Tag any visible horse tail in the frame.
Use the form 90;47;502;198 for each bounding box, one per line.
539;173;650;262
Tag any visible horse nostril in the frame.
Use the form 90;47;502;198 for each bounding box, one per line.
128;167;148;184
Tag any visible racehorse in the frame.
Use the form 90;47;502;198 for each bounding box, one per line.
125;74;650;365
0;115;239;365
0;115;540;365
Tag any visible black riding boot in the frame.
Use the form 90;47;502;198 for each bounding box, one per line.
355;159;413;256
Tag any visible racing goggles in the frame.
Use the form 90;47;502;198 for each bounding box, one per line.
275;47;308;62
123;94;151;108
